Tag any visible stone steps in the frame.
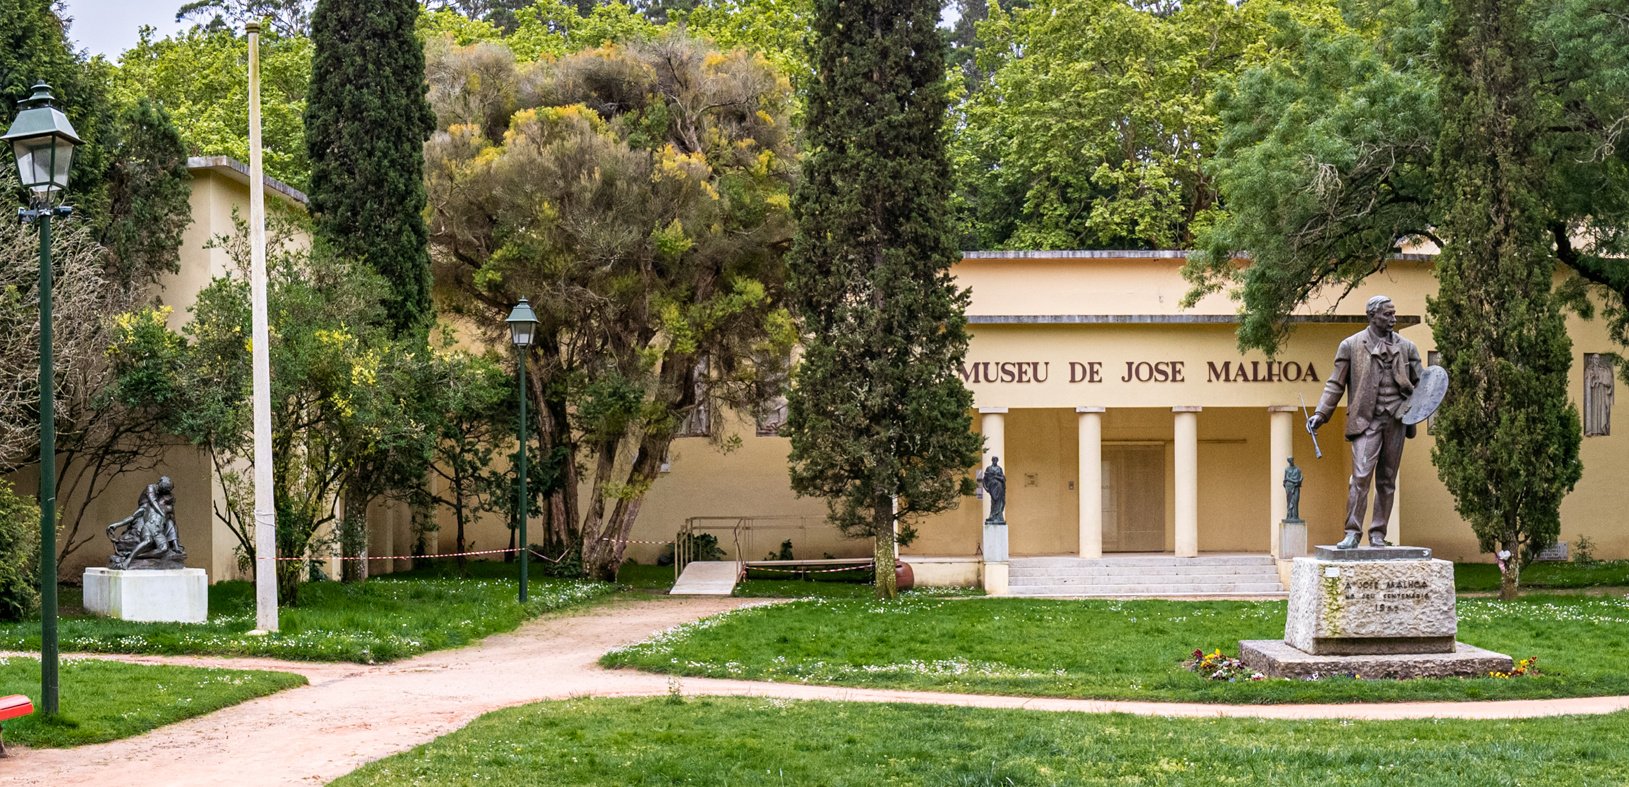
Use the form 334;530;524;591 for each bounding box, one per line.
1006;582;1286;597
1009;564;1278;579
1005;555;1285;598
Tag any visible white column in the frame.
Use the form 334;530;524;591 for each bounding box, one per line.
1077;407;1104;558
1268;406;1296;558
979;407;1008;594
1389;475;1402;546
1173;406;1201;557
978;407;1008;524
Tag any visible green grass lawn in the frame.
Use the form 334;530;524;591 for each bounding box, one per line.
0;575;614;663
602;593;1629;703
333;696;1629;786
0;656;304;747
1456;560;1629;592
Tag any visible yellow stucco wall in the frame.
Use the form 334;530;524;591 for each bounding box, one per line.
613;252;1629;569
54;183;1628;581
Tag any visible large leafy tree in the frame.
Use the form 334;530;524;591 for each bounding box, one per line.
785;0;981;600
1184;0;1626;593
425;34;798;579
950;0;1343;251
114;26;313;189
1429;0;1581;600
1185;0;1629;353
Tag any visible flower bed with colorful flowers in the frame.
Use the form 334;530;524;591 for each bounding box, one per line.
1183;648;1265;682
1490;656;1541;679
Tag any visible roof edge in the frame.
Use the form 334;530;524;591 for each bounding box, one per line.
185;155;308;207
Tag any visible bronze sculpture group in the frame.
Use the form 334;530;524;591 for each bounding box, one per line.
106;475;187;570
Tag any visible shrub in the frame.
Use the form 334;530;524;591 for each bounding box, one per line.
657;533;725;566
0;479;41;621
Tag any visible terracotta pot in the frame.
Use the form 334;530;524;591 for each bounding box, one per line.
895;561;915;591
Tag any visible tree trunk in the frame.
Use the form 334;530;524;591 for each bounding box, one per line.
537;345;579;558
873;498;897;600
453;486;468;576
1500;563;1520;601
277;558;302;606
340;481;369;583
578;435;622;581
588;433;673;581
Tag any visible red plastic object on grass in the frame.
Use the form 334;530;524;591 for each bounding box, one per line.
0;694;34;757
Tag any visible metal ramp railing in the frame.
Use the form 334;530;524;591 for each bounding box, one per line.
673;516;834;584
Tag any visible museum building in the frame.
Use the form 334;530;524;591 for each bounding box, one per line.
35;161;1627;591
626;249;1629;590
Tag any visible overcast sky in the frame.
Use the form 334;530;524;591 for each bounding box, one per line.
59;0;187;59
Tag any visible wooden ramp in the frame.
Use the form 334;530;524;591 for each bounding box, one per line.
670;561;741;596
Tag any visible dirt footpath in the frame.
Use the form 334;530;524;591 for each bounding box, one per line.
9;596;755;787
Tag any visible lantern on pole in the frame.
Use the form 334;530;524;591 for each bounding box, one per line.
3;82;82;716
507;299;539;602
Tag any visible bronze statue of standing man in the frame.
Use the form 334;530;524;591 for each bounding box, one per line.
1307;296;1423;548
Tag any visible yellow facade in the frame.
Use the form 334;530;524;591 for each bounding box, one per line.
605;250;1629;578
44;166;1627;583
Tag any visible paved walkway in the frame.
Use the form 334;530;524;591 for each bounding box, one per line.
9;595;1629;786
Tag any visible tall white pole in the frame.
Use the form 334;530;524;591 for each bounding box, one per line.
247;21;279;631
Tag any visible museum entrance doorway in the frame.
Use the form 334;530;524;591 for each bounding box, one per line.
1102;445;1165;552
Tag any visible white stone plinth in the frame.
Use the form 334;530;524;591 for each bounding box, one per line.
1285;556;1456;655
983;523;1009;562
1278;519;1307;559
83;568;208;623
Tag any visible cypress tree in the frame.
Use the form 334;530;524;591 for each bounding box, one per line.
305;0;434;336
785;0;981;599
1428;0;1581;600
101;98;192;288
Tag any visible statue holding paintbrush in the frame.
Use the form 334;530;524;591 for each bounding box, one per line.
1304;296;1447;549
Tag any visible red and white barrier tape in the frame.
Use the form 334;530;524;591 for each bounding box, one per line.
261;547;523;562
255;536;675;563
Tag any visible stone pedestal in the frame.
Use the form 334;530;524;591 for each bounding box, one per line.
83;567;208;623
1241;546;1512;679
1285;551;1456;655
982;523;1008;562
1278;518;1306;559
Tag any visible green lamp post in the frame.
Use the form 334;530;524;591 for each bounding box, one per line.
507;299;538;603
3;82;82;716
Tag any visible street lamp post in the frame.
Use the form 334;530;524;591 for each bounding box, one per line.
507;299;538;603
3;83;82;716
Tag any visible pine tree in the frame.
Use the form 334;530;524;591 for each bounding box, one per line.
785;0;981;600
305;0;435;337
1428;0;1581;601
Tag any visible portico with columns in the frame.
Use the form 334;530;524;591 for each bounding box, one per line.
952;401;1369;562
902;250;1432;588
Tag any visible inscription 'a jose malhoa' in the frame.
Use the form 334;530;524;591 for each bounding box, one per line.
1343;578;1433;611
